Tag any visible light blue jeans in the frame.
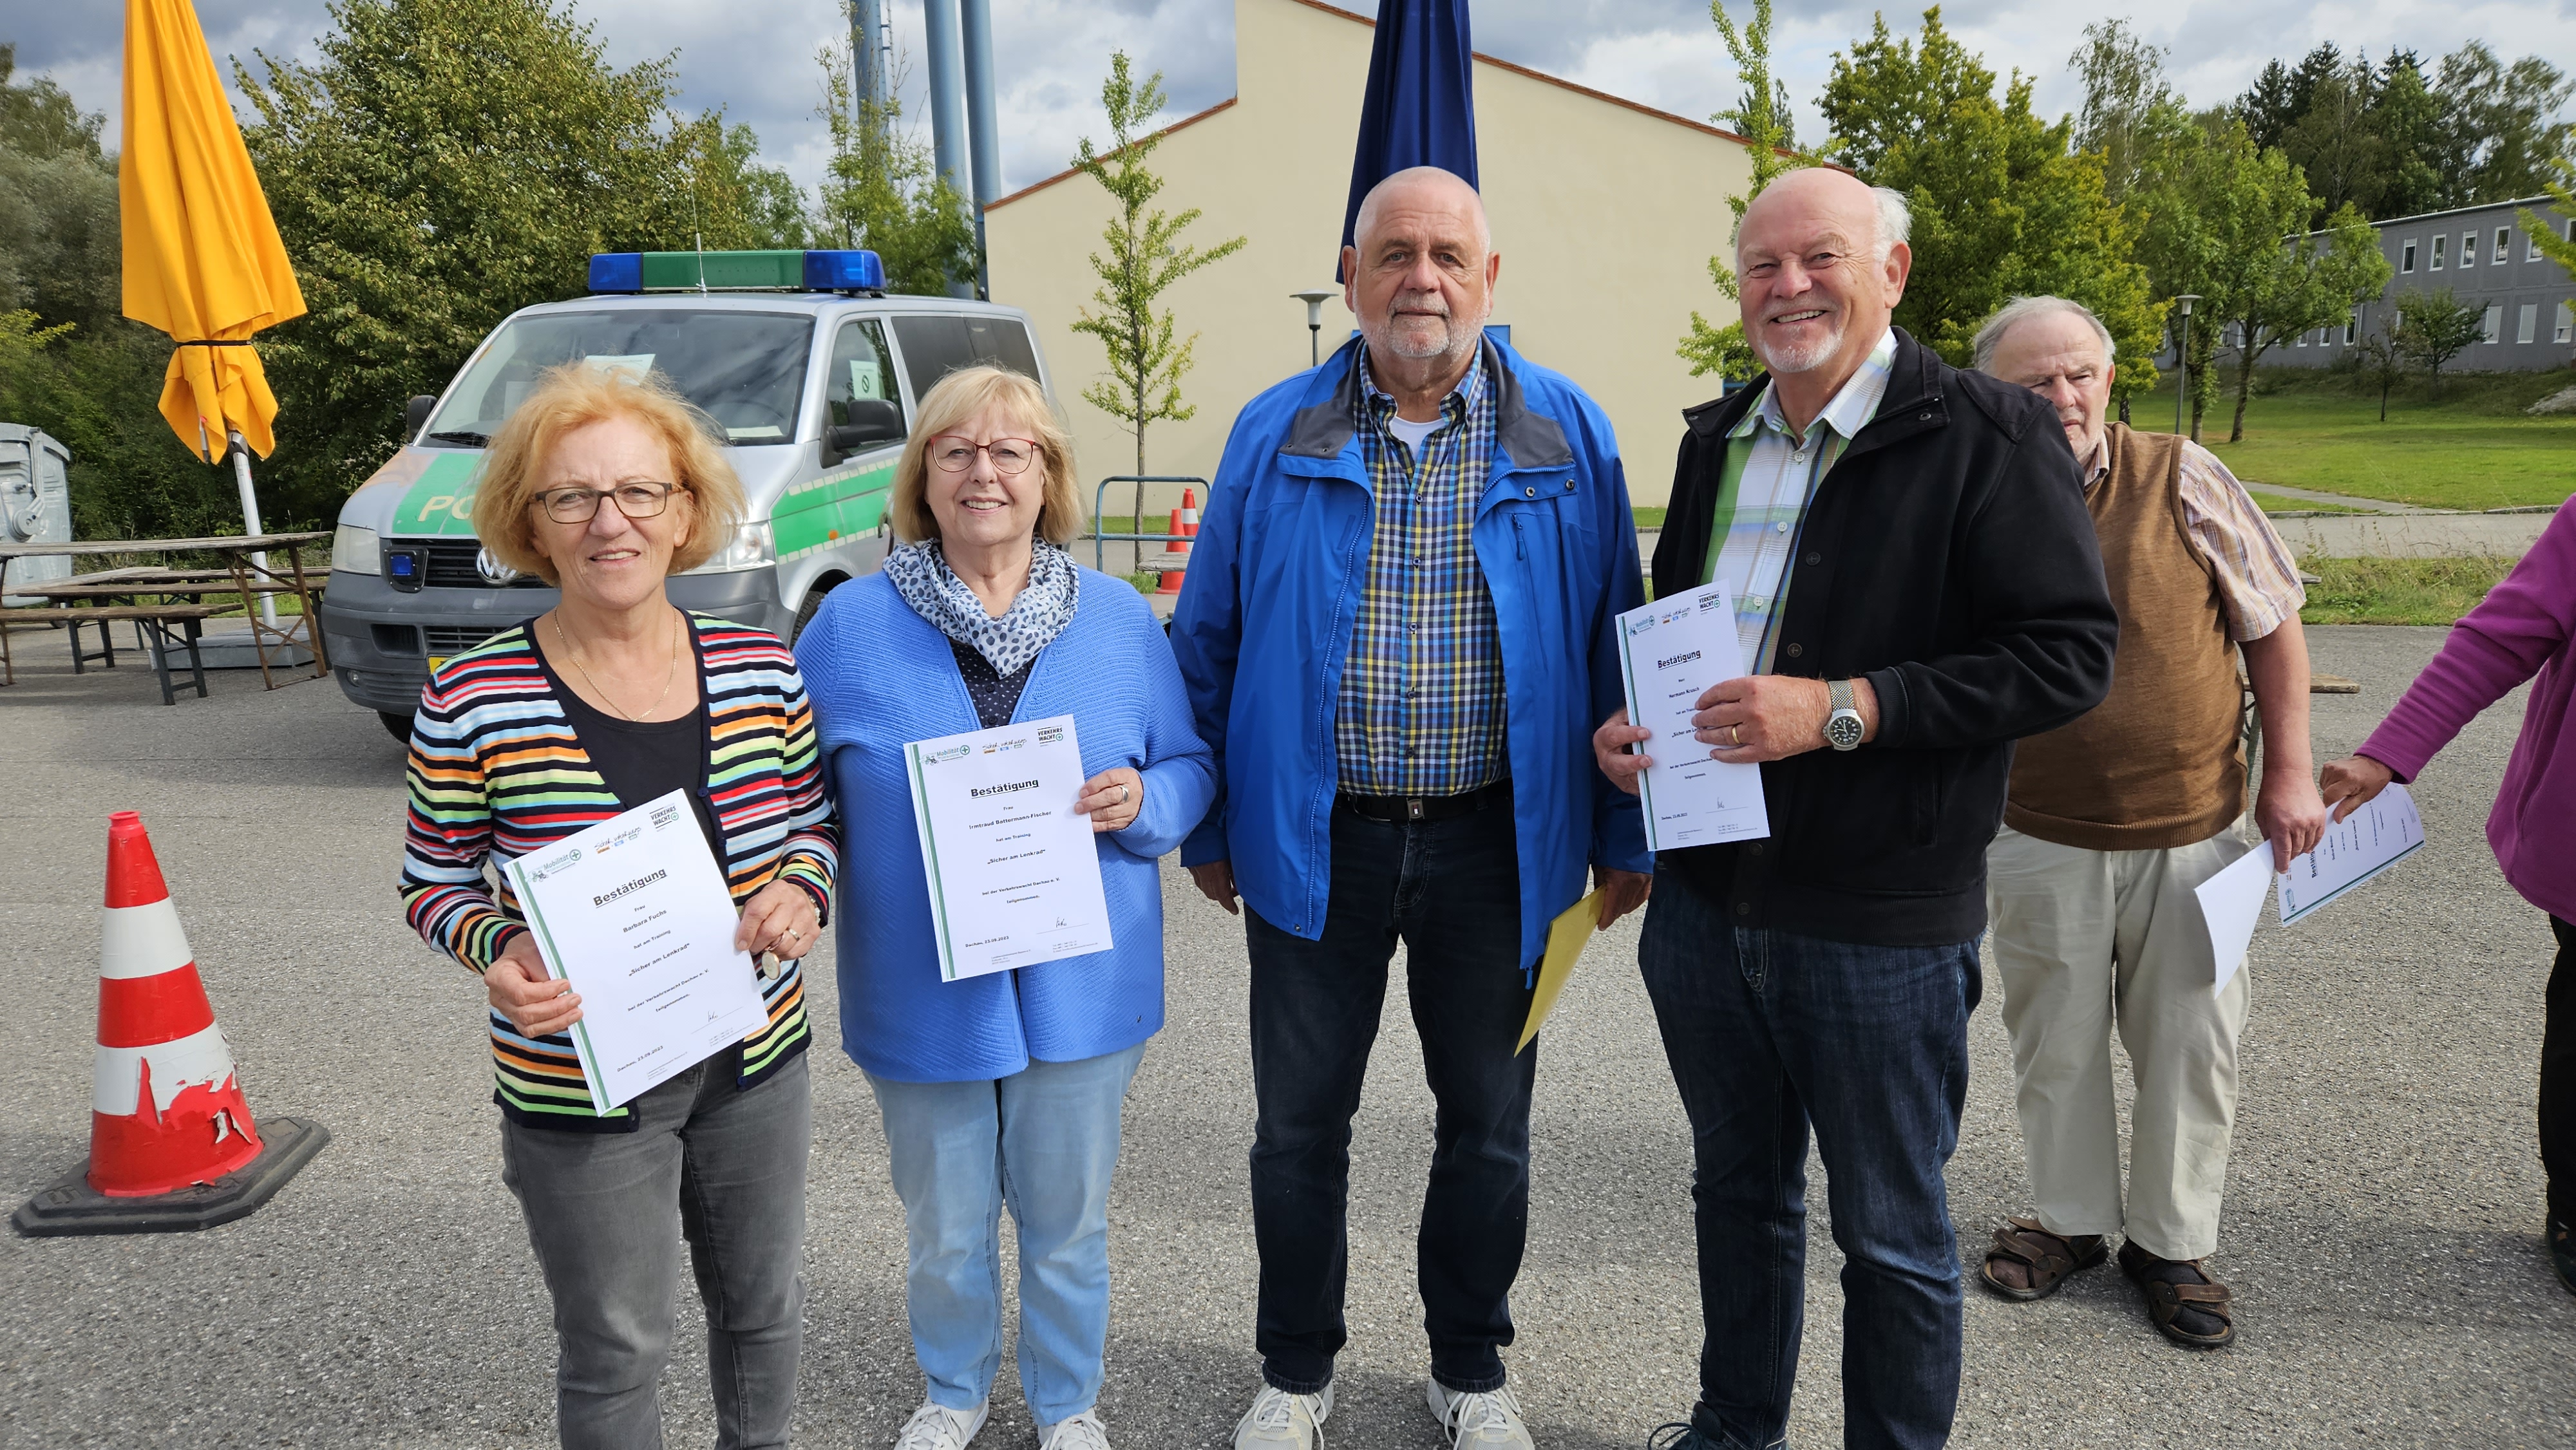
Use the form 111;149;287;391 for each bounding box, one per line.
866;1043;1146;1428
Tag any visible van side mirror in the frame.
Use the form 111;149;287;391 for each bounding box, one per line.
826;400;905;460
402;395;438;444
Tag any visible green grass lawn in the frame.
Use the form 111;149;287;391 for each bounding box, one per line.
2299;556;2518;625
2127;366;2576;510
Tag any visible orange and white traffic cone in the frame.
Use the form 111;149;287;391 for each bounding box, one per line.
13;811;327;1236
1154;500;1195;596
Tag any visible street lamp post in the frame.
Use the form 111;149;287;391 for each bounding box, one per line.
1291;288;1338;368
2173;294;2202;439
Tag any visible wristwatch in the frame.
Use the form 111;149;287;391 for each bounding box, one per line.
1823;679;1865;752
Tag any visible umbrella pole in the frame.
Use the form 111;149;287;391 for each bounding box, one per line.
225;431;280;628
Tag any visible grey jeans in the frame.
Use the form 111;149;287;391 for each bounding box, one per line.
501;1048;811;1450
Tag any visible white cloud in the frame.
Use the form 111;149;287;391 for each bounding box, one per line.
15;0;2573;201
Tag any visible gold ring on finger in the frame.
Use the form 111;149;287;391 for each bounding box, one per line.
1728;724;1741;748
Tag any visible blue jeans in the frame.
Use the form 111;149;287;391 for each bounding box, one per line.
501;1048;810;1450
866;1044;1146;1429
1637;868;1980;1450
1245;797;1531;1396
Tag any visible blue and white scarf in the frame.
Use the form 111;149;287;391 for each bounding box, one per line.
883;539;1080;677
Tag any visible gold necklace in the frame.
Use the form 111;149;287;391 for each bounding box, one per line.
554;610;683;722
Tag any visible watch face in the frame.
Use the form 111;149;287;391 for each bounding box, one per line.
1826;713;1864;749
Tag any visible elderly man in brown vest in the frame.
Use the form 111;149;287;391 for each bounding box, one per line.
1971;296;2325;1350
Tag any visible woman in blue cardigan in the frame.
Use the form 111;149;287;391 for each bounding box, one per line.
795;366;1214;1450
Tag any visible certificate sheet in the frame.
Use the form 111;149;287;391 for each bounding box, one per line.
503;790;769;1112
2277;782;2427;926
1613;583;1771;851
905;714;1114;982
2193;840;2275;999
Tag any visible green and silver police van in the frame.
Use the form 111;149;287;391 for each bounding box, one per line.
318;248;1052;739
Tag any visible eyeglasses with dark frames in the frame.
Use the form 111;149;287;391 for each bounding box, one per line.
531;482;686;524
927;437;1041;476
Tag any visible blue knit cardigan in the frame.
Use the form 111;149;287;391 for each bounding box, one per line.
795;569;1217;1082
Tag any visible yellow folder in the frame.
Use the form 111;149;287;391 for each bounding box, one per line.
1518;889;1603;1053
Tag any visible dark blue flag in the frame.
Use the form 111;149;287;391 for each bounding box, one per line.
1338;0;1479;281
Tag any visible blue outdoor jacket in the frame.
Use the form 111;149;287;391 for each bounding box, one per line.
1172;335;1651;971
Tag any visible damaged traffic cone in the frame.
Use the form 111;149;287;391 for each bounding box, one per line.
13;811;327;1236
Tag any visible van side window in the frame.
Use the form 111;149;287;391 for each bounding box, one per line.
826;318;904;435
892;314;1042;404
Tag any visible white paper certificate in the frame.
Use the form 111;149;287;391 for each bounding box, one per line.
2277;782;2427;926
502;791;770;1112
1613;583;1772;852
905;714;1114;982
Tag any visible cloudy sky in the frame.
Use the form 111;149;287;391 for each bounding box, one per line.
16;0;2574;200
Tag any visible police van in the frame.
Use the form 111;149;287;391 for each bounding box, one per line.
317;248;1053;738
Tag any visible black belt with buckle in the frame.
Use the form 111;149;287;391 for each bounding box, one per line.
1338;778;1511;824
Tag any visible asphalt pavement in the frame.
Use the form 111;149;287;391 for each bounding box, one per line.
1;621;2569;1449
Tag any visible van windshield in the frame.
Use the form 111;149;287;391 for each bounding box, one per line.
423;310;815;446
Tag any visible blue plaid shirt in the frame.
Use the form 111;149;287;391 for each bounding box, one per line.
1333;346;1507;796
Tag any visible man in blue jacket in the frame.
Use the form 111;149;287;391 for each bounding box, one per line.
1171;166;1651;1450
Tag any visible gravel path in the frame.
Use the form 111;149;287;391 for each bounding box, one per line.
0;622;2567;1448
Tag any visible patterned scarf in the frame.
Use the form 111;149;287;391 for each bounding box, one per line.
883;538;1081;677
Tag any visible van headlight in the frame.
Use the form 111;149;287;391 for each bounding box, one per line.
687;521;773;573
332;524;381;575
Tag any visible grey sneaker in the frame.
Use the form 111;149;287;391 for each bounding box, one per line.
1233;1382;1334;1449
1427;1380;1536;1449
1037;1409;1111;1450
893;1399;988;1450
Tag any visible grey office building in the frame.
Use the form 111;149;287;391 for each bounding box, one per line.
2260;196;2575;372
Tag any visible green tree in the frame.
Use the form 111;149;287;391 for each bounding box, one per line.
670;112;808;252
2069;19;2172;203
2278;55;2387;221
809;44;976;294
1821;7;2163;402
2204;203;2387;441
2367;50;2445;220
2515;126;2575;317
2233;47;2343;154
235;0;772;525
1678;0;1830;380
2355;316;2406;420
1067;53;1245;477
2391;286;2489;393
2432;42;2572;208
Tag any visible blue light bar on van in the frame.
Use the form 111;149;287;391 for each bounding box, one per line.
589;252;643;293
802;250;887;292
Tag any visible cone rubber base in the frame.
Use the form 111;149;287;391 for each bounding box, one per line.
12;1116;328;1237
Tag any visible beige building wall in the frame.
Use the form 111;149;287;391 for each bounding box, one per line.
985;0;1753;512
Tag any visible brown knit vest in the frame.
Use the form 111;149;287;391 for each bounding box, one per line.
2005;423;2245;852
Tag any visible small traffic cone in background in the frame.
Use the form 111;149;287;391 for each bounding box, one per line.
1154;489;1201;596
14;812;327;1236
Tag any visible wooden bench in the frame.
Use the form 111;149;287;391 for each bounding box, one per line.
0;603;226;703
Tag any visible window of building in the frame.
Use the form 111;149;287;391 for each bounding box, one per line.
2496;227;2513;263
2559;302;2575;344
2536;229;2550;261
2482;305;2503;343
2344;312;2358;344
2432;234;2447;268
2517;303;2539;343
2295;328;2310;346
2401;238;2418;272
2463;231;2479;267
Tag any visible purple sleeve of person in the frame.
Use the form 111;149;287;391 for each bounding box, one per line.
2357;504;2576;782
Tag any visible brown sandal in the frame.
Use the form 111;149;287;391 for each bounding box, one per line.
1980;1216;2107;1301
2118;1241;2236;1348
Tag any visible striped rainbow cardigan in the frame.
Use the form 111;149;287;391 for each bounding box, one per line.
399;614;840;1130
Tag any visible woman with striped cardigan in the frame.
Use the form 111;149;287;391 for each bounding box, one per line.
398;364;838;1450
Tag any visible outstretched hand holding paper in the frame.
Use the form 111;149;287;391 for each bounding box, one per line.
2195;783;2429;997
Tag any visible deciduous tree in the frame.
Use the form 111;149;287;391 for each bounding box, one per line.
810;44;976;295
1068;53;1245;478
2392;286;2489;394
1821;7;2163;402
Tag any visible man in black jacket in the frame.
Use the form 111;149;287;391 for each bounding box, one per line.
1593;169;2116;1449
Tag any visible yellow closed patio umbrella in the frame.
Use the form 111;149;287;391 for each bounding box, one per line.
121;0;305;618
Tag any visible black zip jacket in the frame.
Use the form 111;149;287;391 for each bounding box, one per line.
1649;328;2117;945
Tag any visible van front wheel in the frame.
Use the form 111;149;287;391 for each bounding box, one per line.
379;711;415;744
790;577;844;645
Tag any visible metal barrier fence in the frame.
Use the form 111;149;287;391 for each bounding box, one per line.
1090;475;1209;576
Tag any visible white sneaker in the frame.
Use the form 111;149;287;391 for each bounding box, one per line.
1427;1380;1536;1449
1233;1382;1334;1449
893;1398;989;1450
1037;1409;1111;1450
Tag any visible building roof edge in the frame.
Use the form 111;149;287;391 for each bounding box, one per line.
986;97;1241;212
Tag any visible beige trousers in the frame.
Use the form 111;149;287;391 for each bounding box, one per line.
1985;823;2253;1261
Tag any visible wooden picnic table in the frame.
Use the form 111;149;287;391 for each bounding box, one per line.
0;532;332;702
